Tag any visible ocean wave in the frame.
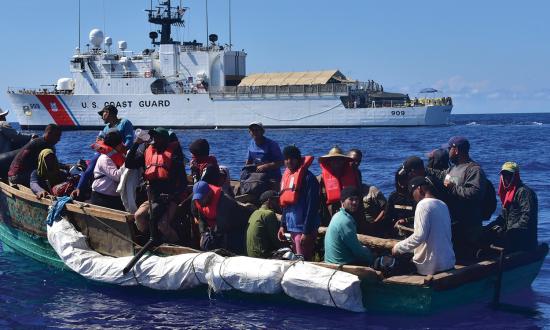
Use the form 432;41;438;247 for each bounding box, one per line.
521;161;550;171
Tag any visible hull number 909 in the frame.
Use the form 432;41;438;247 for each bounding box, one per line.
391;110;405;116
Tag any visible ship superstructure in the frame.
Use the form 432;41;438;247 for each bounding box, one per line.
7;1;452;128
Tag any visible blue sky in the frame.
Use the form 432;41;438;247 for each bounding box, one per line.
1;0;549;121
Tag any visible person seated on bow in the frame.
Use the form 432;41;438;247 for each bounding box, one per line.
90;131;126;210
30;149;77;199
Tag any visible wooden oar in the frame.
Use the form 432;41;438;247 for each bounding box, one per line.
123;185;157;275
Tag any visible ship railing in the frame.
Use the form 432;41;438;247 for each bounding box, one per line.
365;97;453;108
209;83;349;98
7;86;71;95
90;71;153;79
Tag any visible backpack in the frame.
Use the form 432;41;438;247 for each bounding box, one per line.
466;162;496;221
239;165;270;198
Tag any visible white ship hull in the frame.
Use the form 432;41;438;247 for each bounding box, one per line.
7;93;452;129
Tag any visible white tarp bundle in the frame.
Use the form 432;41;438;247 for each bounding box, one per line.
206;256;290;294
46;217;223;289
47;218;365;312
281;261;366;312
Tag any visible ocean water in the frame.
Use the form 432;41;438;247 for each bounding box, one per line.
1;113;549;329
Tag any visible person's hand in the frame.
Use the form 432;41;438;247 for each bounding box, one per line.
277;227;286;242
36;191;49;199
444;180;454;188
394;219;405;229
135;137;146;145
256;164;269;172
391;244;399;256
70;189;80;199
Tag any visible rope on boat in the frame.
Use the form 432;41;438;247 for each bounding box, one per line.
76;202;141;248
327;265;344;309
217;257;237;291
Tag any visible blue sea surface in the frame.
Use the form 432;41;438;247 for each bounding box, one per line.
1;113;549;329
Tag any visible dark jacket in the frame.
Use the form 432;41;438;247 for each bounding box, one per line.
427;160;487;253
487;182;538;252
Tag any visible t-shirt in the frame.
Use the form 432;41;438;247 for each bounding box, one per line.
394;198;456;275
8;137;55;179
246;137;283;181
246;205;283;258
98;118;135;148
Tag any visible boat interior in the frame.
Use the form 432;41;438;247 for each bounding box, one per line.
1;180;547;291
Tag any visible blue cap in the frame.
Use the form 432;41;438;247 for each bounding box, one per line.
442;136;470;151
192;181;211;201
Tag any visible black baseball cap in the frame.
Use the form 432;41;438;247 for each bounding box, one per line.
98;104;118;116
408;176;429;193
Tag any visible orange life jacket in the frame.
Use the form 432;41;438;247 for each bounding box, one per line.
280;156;314;207
144;142;178;181
91;141;125;168
194;184;222;229
320;160;359;204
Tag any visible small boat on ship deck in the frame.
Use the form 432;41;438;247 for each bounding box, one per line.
0;181;546;313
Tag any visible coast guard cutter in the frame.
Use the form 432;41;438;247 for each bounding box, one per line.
7;1;452;129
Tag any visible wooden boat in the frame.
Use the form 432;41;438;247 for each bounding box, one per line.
0;181;546;313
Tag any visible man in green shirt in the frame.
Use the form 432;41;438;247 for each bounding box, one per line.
246;190;284;258
324;186;374;265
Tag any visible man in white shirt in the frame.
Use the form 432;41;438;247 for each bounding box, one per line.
392;176;455;275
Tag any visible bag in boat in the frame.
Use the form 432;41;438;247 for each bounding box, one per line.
47;217;225;290
206;256;290;294
281;261;366;312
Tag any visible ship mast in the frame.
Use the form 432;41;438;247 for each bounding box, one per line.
146;0;185;45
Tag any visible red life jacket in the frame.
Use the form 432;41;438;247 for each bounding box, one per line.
280;156;314;207
144;142;179;181
194;184;222;228
91;141;125;168
320;160;359;204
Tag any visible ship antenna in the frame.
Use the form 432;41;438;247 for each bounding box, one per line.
205;0;209;47
78;0;81;50
228;0;232;49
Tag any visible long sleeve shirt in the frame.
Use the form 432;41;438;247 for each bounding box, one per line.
91;154;122;196
394;197;456;275
324;208;373;265
246;205;284;258
281;170;320;234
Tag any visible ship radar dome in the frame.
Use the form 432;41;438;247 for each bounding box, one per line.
89;29;104;48
118;41;127;51
104;37;112;47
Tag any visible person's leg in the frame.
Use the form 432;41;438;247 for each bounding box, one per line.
134;201;150;234
158;201;179;243
290;232;317;260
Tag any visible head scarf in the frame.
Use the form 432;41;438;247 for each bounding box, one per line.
37;149;62;187
498;170;521;209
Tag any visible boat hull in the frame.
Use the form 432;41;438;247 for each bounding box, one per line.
0;182;545;314
7;93;452;128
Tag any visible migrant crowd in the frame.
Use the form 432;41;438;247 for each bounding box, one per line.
2;105;539;277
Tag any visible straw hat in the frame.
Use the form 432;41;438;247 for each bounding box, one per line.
319;146;351;161
0;108;9;117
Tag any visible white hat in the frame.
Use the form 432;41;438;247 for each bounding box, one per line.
248;121;263;129
0;109;9;117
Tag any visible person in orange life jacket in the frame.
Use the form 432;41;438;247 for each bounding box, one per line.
277;145;320;261
90;131;126;210
191;180;251;254
71;105;134;201
318;146;358;226
125;127;187;243
189;138;219;183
